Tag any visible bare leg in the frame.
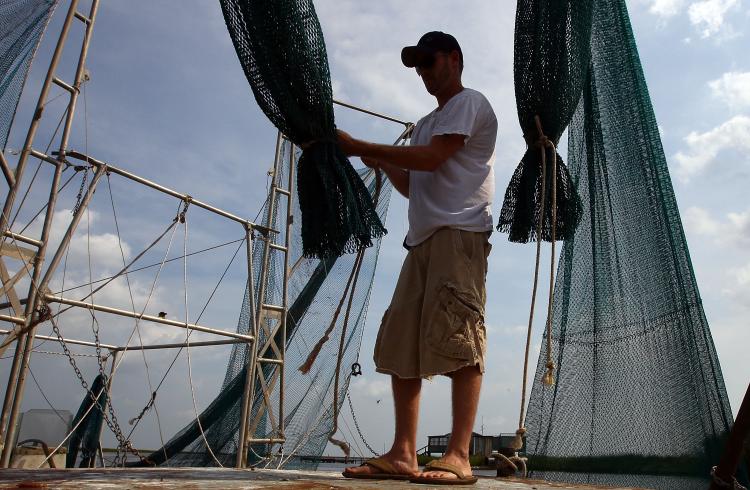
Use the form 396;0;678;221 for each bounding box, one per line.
418;365;482;481
344;375;421;476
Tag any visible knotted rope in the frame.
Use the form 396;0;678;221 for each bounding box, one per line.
512;116;557;456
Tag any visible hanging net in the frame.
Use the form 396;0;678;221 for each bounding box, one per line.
66;374;108;468
524;0;744;488
134;140;393;467
219;0;386;259
0;0;57;151
497;0;587;243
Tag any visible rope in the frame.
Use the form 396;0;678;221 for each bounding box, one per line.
53;238;244;296
513;116;558;453
104;172;169;463
297;247;362;374
180;202;225;467
327;169;383;457
327;249;364;457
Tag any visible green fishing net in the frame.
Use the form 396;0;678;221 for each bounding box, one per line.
66;374;108;468
524;0;744;487
0;0;57;151
219;0;386;259
498;0;588;243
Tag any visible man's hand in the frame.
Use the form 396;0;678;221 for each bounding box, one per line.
361;156;380;169
336;129;361;156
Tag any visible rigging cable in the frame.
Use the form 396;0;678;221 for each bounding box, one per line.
181;202;225;467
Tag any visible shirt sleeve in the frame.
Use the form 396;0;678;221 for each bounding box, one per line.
431;92;482;142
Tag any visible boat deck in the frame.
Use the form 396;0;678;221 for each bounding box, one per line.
0;468;644;489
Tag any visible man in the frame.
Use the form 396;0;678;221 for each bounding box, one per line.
338;31;497;485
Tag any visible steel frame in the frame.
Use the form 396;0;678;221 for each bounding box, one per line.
0;0;413;470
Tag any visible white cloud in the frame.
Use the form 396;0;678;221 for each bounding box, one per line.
648;0;687;17
709;71;750;109
735;262;750;285
684;206;721;235
687;0;741;38
673;115;750;179
683;206;750;246
486;323;527;337
350;376;391;398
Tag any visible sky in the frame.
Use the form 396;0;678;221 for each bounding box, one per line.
1;0;749;459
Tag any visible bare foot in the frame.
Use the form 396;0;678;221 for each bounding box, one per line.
415;452;472;481
343;449;418;477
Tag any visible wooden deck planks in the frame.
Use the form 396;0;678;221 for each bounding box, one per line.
0;468;647;489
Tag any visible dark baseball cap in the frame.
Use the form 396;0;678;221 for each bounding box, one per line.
401;31;463;68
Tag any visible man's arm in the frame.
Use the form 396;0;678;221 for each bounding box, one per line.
338;130;465;172
363;157;409;198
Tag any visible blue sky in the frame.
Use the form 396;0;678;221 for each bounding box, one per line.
2;0;749;458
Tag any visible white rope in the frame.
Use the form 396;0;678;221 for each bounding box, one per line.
104;173;168;463
512;116;558;453
181;203;225;467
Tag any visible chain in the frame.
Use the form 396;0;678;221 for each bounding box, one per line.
72;166;89;215
48;313;151;466
346;391;378;456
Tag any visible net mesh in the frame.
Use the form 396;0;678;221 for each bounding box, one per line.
524;0;744;487
135;139;392;467
219;0;385;259
0;0;57;151
498;0;588;243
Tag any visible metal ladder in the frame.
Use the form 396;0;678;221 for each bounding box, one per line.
236;132;294;468
0;0;101;467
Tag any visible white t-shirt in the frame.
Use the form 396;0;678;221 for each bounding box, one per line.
405;87;498;247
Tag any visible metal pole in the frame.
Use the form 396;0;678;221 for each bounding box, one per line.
57;0;100;158
332;99;411;127
65;151;275;236
44;294;253;342
237;131;283;467
0;329;118;351
236;226;258;468
111;338;246;352
0;152;14;188
0;163;102;466
279;142;296;441
2;331;247;352
1;0;99;465
0;0;80;238
0;162;64;461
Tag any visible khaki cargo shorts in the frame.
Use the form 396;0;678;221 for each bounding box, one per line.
373;228;491;379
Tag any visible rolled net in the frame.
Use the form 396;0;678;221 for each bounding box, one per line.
219;0;386;259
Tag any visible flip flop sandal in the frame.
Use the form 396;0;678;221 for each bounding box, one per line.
410;459;479;485
342;456;412;480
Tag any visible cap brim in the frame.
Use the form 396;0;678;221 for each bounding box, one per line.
401;46;434;68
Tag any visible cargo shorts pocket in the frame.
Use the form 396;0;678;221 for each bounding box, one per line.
427;283;484;360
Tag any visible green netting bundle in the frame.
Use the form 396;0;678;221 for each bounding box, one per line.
219;0;386;258
66;374;108;468
497;1;589;243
